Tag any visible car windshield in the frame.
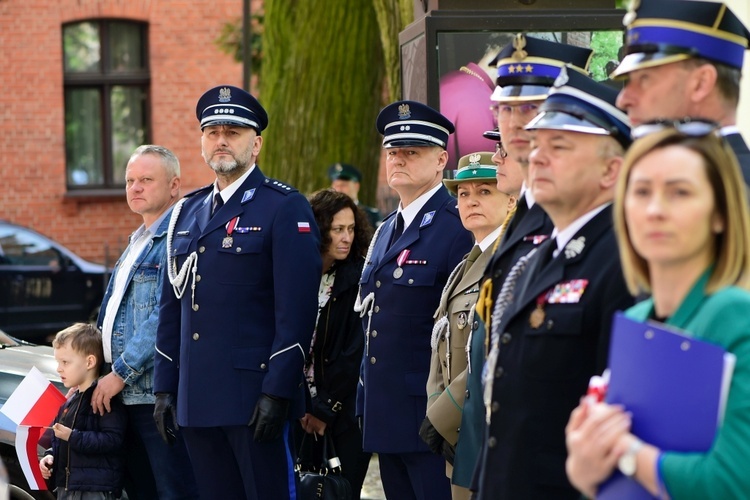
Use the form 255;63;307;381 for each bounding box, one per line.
0;331;20;348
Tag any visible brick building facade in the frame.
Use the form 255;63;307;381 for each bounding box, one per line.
0;0;251;263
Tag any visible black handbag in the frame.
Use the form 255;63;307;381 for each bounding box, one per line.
296;431;353;500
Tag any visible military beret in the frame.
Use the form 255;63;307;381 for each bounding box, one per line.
196;85;269;133
525;66;632;149
612;0;750;78
376;100;455;149
491;34;594;103
443;152;497;194
328;163;362;182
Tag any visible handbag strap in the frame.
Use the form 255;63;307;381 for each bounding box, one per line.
321;431;343;473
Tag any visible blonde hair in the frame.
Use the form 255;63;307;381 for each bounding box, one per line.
614;129;750;295
53;323;105;373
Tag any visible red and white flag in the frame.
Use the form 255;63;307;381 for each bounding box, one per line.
0;366;65;426
15;425;49;490
0;367;65;490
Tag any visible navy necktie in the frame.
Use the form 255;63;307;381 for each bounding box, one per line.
388;213;404;249
212;194;224;217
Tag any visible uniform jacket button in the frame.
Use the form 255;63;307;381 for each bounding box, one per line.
501;333;512;344
488;436;497;448
491;401;500;413
199;246;206;253
192;304;199;311
376;280;381;288
370;357;376;364
196;274;201;282
371;330;378;338
473;321;479;330
374;306;380;313
495;366;504;378
465;389;470;399
260;363;267;369
192;333;199;340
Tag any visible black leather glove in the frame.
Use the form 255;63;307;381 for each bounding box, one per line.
418;416;444;455
153;393;178;445
441;440;456;465
248;393;290;442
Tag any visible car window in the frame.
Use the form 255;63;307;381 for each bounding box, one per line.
0;226;62;267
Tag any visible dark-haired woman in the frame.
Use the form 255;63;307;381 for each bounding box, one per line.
299;189;374;499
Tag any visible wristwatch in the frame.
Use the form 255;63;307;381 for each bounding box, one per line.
618;437;644;477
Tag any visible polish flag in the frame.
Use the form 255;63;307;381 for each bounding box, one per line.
298;222;311;233
15;425;49;490
0;367;65;426
0;367;65;491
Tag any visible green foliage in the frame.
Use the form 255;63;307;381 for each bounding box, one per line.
589;30;624;81
214;13;265;75
259;0;386;202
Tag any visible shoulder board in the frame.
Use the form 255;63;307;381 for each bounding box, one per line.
263;178;299;195
183;184;213;198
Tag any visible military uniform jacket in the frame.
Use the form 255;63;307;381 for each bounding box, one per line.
426;245;492;446
356;186;473;454
476;205;634;499
153;166;322;427
451;202;553;487
725;131;750;185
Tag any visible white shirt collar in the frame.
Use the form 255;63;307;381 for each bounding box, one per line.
521;181;536;208
397;183;443;231
720;125;739;136
550;202;610;258
212;164;256;203
477;225;503;252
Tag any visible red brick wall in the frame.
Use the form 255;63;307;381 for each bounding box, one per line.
0;0;249;263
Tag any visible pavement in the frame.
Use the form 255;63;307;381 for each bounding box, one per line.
360;454;386;499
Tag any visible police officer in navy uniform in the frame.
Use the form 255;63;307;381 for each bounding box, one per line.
153;85;321;500
474;69;636;499
612;0;750;181
453;37;593;491
356;100;473;500
328;162;382;228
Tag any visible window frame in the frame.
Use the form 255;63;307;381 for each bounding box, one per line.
62;19;151;192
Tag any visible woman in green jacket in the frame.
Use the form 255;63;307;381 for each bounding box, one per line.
564;125;750;499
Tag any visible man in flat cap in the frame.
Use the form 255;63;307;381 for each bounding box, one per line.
454;35;593;492
153;85;321;499
475;68;635;499
356;100;473;500
328;162;382;228
613;0;750;180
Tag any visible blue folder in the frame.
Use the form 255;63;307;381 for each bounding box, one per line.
597;312;735;499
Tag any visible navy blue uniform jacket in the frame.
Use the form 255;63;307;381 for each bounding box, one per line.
154;166;321;427
475;205;634;499
356;186;472;454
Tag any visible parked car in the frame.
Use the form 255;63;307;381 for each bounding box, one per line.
0;329;61;499
0;221;108;343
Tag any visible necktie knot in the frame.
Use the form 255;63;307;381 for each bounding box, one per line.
212;193;224;217
466;245;482;265
388;213;404;249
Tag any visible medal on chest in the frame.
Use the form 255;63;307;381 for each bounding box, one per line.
223;216;239;248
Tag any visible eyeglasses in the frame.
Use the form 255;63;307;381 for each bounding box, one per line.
631;118;720;140
494;142;508;158
492;103;540;122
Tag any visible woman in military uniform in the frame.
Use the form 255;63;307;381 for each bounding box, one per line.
421;152;516;500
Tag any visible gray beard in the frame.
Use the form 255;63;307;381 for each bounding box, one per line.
208;157;240;174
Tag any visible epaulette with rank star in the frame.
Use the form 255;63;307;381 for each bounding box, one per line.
264;178;299;195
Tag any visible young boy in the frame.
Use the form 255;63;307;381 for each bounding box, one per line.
39;323;127;499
